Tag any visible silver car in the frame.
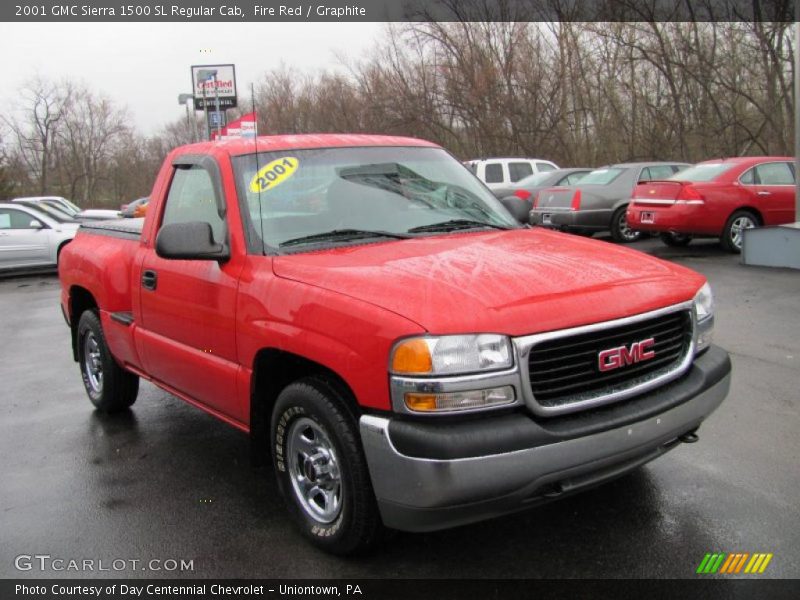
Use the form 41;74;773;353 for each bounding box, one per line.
0;202;80;271
12;196;120;221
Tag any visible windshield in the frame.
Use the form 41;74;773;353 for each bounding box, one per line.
42;200;78;216
516;171;554;187
19;202;77;223
232;146;519;251
669;163;735;182
577;167;624;185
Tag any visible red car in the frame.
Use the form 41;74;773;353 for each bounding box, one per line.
627;157;796;252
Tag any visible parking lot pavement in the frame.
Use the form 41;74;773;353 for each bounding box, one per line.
0;236;798;579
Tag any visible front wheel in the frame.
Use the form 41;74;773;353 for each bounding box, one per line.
720;210;758;253
77;311;139;412
610;207;641;243
271;378;383;555
659;232;692;247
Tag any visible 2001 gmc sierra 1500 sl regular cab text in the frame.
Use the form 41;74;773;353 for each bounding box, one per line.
58;134;731;554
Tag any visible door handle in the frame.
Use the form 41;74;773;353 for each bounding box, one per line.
757;191;771;196
141;269;158;290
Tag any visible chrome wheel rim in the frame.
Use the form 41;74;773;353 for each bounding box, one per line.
286;417;342;524
730;216;755;249
83;332;103;393
618;214;640;241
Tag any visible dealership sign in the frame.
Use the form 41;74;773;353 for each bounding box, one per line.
191;64;237;110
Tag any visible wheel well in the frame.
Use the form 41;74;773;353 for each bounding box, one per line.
69;286;98;361
730;206;763;226
249;349;360;466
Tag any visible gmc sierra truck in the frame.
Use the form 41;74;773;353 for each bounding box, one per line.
58;134;730;554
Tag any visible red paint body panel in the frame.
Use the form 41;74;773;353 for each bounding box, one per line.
628;156;795;235
58;134;708;429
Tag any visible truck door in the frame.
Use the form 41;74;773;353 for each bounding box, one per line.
752;161;796;225
137;155;244;421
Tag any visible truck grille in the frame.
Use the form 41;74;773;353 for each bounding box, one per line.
527;310;692;409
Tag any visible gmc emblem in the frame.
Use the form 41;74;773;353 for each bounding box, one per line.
598;338;656;372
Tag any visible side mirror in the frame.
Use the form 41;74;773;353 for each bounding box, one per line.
29;220;43;229
155;221;229;261
500;196;531;224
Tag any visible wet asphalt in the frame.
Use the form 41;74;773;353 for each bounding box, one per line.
0;236;798;580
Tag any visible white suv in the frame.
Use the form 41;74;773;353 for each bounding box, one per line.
465;157;559;191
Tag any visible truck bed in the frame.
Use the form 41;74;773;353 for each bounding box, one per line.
79;218;143;240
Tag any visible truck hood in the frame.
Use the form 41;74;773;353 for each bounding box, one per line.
272;229;705;335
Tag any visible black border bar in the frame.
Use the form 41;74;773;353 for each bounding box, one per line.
3;0;796;22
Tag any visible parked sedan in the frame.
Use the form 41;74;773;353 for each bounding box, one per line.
120;197;149;218
0;202;80;271
627;157;796;252
530;162;690;242
491;168;592;200
12;196;119;221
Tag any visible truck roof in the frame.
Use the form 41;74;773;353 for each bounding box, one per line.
179;134;440;157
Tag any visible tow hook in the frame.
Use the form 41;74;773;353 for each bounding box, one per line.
679;430;700;444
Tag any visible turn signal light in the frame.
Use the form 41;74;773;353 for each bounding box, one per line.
405;387;515;413
390;338;433;374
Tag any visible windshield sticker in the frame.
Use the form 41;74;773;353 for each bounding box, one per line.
249;157;299;193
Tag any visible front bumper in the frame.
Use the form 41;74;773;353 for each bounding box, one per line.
530;208;611;230
360;345;730;532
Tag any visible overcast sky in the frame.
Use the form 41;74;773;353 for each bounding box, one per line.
0;22;385;134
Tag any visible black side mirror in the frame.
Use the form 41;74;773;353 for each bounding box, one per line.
155;221;229;261
500;196;531;224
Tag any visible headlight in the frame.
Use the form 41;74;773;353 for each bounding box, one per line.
694;282;714;321
390;334;513;375
693;282;714;353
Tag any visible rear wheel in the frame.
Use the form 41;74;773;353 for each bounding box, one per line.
271;378;383;555
720;210;758;253
610;207;641;243
77;311;139;412
659;232;692;247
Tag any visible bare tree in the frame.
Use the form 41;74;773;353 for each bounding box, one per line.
3;78;72;195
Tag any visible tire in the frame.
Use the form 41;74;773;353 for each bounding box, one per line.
271;378;383;555
610;207;641;243
76;310;139;412
720;210;758;253
659;232;692;247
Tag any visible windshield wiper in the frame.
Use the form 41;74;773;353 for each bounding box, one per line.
279;228;413;248
407;219;514;233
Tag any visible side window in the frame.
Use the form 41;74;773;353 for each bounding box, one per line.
536;162;556;173
739;168;756;185
563;172;585;185
162;165;225;243
755;162;794;185
638;167;652;182
508;162;533;182
0;208;41;230
484;163;504;184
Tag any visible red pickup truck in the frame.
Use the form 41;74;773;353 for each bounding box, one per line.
59;134;730;554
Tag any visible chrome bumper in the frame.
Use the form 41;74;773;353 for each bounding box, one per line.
360;346;730;532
